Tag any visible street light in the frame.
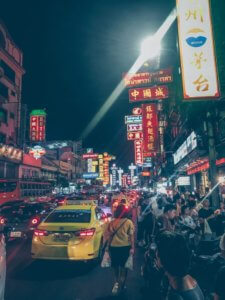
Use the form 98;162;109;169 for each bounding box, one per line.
140;35;161;62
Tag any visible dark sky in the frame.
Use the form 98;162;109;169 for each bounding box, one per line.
1;0;175;169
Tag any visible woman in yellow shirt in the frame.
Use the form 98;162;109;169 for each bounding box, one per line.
106;204;135;295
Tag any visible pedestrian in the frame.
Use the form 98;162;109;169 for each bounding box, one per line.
106;204;135;295
158;204;177;232
0;225;6;300
156;231;204;300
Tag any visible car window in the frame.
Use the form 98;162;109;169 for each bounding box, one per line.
44;209;91;223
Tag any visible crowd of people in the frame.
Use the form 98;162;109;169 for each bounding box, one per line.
137;191;225;299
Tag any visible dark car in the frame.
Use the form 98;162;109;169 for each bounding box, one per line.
0;201;56;242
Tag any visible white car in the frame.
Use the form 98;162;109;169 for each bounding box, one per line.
0;233;6;300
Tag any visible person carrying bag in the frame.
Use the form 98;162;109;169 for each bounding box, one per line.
103;204;135;295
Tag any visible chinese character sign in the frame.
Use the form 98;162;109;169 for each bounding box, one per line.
129;86;169;102
142;104;158;153
176;0;220;99
134;140;143;165
30;110;46;142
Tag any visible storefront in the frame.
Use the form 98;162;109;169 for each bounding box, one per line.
0;144;22;178
19;153;42;180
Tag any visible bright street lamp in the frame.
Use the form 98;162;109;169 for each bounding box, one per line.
140;35;161;62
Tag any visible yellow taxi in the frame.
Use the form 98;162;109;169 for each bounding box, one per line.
31;204;109;261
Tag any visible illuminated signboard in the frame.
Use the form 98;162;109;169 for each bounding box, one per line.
83;173;99;179
142;104;159;154
129;86;169;102
127;124;142;132
125;115;142;124
30;110;46;142
176;0;220;99
134;140;143;165
29;145;46;160
132;107;142;115
0;145;22;162
127;132;143;141
123;69;173;87
82;153;99;159
98;155;104;180
173;132;197;165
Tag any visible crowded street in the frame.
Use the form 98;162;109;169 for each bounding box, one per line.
1;0;225;299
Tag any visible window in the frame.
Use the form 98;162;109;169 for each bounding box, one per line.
0;81;8;99
11;91;16;97
44;210;91;223
0;133;6;143
10;112;15;119
0;60;16;83
0;108;7;123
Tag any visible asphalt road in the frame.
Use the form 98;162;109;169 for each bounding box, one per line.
5;239;145;300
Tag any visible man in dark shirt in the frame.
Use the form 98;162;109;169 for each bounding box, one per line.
156;231;204;300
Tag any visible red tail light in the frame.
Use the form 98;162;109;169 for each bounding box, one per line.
0;217;5;225
31;217;40;225
34;229;49;237
58;200;65;206
75;228;95;237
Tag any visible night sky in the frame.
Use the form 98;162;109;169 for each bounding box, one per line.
1;0;175;169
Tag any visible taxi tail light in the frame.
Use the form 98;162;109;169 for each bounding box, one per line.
34;229;49;237
58;200;65;206
75;228;96;237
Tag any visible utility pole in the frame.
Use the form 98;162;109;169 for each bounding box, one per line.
207;109;219;208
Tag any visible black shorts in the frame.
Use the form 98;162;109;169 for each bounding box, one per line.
109;246;131;267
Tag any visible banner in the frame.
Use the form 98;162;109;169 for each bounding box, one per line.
142;104;159;154
176;0;220;99
123;69;173;87
129;86;169;102
134;140;143;165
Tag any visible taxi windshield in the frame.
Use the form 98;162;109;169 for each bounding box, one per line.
44;209;91;223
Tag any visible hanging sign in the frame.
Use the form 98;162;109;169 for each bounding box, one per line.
129;86;169;102
134;140;143;165
127;124;143;132
142;104;159;154
127;132;143;141
176;0;220;99
125;115;142;124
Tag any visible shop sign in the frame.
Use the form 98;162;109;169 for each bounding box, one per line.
132;107;142;115
111;164;117;186
87;159;93;173
127;124;142;132
177;176;191;186
29;145;46;160
0;144;22;162
134;140;143;165
98;156;104;180
30;110;46;142
125;115;142;124
142;171;151;177
127;132;143;141
82;153;99;159
173;131;197;165
176;0;220;99
142;104;159;154
129;86;169;102
123;69;173;87
83;173;99;179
